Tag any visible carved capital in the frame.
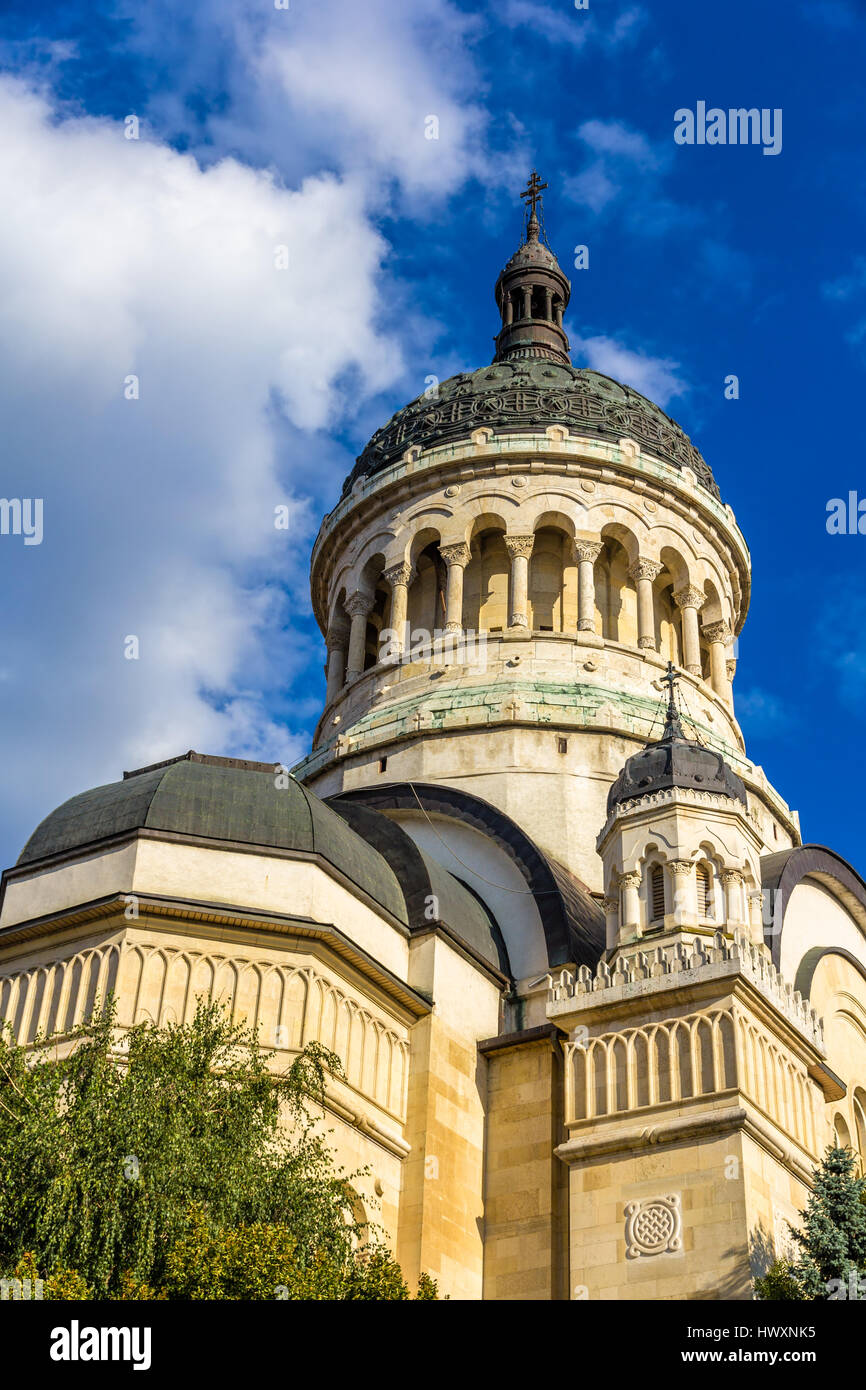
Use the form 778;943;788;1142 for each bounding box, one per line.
721;868;744;886
574;539;603;565
673;585;706;612
603;896;620;915
382;562;415;589
618;871;641;889
669;860;694;877
344;590;374;619
703;620;732;646
629;557;663;584
503;534;535;561
726;659;737;682
438;542;471;569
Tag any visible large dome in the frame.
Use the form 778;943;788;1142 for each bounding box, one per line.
15;751;513;971
342;359;718;500
17;751;408;924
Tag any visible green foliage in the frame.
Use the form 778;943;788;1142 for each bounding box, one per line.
755;1144;866;1300
159;1204;437;1300
0;999;437;1300
752;1259;806;1302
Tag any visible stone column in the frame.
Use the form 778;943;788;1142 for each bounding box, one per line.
574;540;602;632
382;562;414;658
503;294;513;326
554;301;563;329
703;620;733;701
324;618;349;704
619;871;642;934
543;286;553;320
504;535;535;629
439;543;471;634
345;590;374;681
521;286;533;320
748;890;766;947
629;558;663;651
670;860;696;927
673;585;706;676
603;895;620;951
722;869;747;928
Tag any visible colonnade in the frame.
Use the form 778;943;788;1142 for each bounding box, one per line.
325;532;735;705
605;860;761;948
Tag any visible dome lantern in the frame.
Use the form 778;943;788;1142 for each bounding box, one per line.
493;170;572;367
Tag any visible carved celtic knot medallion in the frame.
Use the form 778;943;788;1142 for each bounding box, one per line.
625;1194;682;1258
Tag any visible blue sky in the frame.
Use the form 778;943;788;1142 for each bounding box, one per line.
0;0;864;873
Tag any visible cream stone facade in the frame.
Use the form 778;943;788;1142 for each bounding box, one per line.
1;188;864;1300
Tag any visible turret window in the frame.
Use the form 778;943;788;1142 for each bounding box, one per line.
696;863;714;919
650;866;666;922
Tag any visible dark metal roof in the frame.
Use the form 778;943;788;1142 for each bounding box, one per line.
606;714;747;815
16;753;408;927
341;360;718;500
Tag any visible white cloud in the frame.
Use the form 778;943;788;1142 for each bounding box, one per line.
572;333;687;408
0;76;406;858
110;0;518;211
576;118;660;169
500;1;647;52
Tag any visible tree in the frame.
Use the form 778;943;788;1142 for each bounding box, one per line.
0;999;437;1300
755;1144;866;1300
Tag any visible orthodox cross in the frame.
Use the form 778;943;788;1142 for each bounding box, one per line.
660;660;681;723
520;170;548;220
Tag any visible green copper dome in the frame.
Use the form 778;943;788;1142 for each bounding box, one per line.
342;360;718;500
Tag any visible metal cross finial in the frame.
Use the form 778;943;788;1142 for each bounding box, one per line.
661;660;681;722
520;169;548;220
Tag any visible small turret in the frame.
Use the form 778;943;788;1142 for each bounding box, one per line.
493;170;571;366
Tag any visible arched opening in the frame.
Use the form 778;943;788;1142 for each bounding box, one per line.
593;537;636;643
406;542;444;641
834;1112;853;1151
853;1091;866;1173
355;555;387;670
527;527;569;632
696;1018;715;1093
649;865;666;924
655;581;683;665
633;1033;650;1108
366;581;389;669
463;526;509;632
700;578;725;684
696;862;715;921
530;285;547;319
675;1024;693;1099
654;1027;672;1103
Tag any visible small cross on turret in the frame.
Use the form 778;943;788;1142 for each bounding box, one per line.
659;660;686;740
520;169;548;221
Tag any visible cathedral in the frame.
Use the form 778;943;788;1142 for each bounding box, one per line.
2;176;865;1301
